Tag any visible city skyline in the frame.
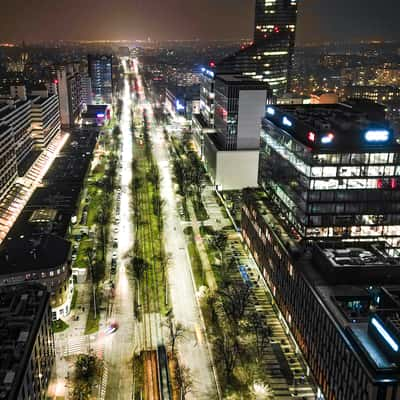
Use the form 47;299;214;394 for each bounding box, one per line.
0;1;400;399
0;0;399;44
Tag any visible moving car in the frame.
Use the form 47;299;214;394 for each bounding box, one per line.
104;321;119;335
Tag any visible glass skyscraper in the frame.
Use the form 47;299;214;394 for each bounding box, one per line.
217;0;298;96
88;54;113;105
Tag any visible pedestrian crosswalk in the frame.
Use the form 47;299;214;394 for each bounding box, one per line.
59;335;105;357
98;365;109;400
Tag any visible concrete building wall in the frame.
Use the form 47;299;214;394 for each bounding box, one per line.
237;89;267;150
215;150;259;191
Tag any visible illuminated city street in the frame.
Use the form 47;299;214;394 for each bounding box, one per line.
134;62;218;398
103;58;136;400
1;2;399;400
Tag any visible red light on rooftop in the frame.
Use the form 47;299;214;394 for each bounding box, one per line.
307;132;316;142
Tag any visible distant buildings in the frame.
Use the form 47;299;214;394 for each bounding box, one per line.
88;54;113;105
0;284;55;399
344;85;400;124
344;85;400;105
165;85;200;120
216;0;298;96
118;46;130;58
80;72;93;106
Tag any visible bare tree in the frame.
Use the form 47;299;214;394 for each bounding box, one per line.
164;312;185;355
219;256;237;288
175;363;193;400
214;333;241;381
247;311;270;361
213;231;228;265
218;281;252;326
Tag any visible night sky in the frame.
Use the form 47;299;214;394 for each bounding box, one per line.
0;0;399;44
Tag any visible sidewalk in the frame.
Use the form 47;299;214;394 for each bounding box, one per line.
187;200;217;291
47;281;95;399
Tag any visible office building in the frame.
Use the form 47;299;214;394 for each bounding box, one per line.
242;103;400;398
199;67;216;127
196;74;271;190
0;284;55;400
56;64;83;127
80;73;93;106
30;88;61;150
88;54;113;105
259;103;400;248
242;190;400;400
216;0;298;96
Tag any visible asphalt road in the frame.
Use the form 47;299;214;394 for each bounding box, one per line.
138;92;218;398
104;58;136;400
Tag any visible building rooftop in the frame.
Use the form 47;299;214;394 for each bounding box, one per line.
313;241;400;285
81;104;108;119
263;103;400;152
0;284;49;400
216;73;270;88
0;99;30;120
0;234;70;275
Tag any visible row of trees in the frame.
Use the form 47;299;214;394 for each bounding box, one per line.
203;229;274;397
164;311;193;399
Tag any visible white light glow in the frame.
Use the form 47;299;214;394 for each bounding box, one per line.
371;317;399;352
365;130;390;142
266;106;275;116
282;116;292;127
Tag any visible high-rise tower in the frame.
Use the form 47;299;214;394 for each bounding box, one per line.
217;0;298;96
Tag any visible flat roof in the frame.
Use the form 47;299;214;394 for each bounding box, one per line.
216;73;270;88
0;128;98;275
0;234;70;274
0;99;30;120
263;103;400;152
